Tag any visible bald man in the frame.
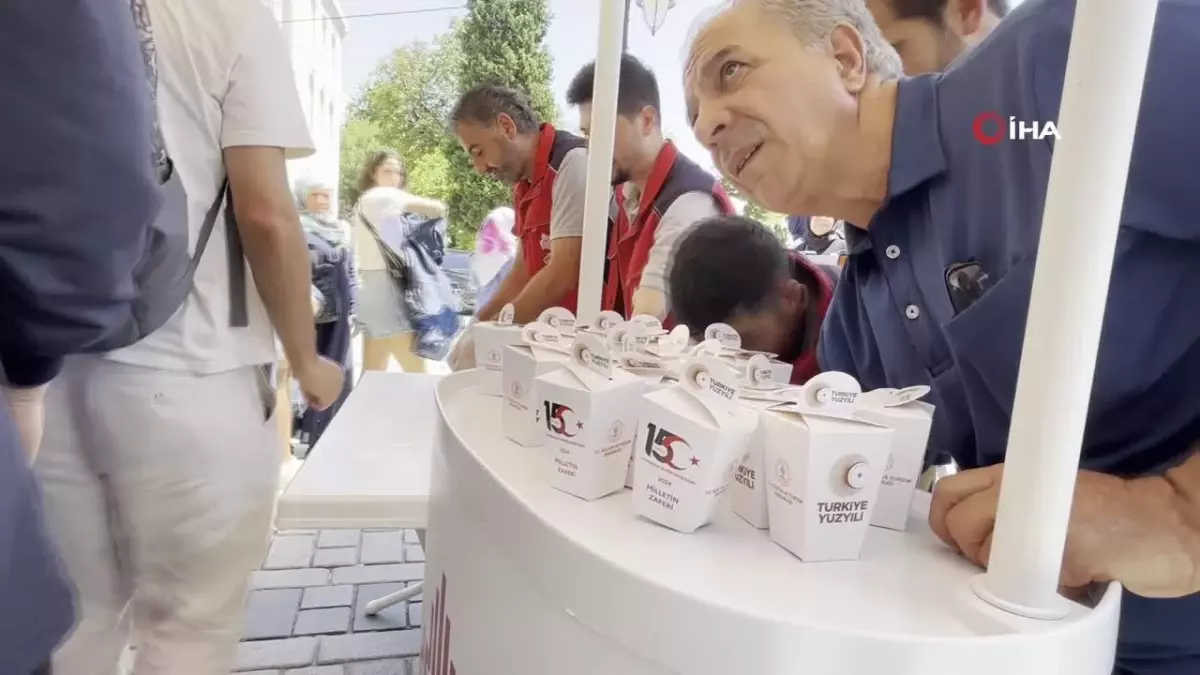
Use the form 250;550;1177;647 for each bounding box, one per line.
866;0;1008;74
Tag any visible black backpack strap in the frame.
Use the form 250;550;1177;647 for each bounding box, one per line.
224;186;248;327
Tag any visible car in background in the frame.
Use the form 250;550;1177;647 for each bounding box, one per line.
442;248;477;315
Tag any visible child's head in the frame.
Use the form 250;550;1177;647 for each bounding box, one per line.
668;215;814;355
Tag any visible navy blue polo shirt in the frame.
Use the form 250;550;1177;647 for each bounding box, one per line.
817;0;1200;672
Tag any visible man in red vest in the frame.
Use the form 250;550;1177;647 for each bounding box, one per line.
452;84;588;323
566;55;734;321
667;215;837;385
447;86;589;369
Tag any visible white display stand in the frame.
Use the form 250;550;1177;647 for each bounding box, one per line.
420;371;1121;675
278;371;442;613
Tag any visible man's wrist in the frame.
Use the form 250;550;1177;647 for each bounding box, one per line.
1122;470;1200;595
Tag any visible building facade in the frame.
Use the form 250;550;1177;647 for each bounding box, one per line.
268;0;348;210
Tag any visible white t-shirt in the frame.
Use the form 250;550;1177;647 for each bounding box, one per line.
106;0;314;373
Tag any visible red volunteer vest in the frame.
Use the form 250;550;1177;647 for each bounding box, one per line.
602;142;734;320
788;252;838;385
512;124;586;314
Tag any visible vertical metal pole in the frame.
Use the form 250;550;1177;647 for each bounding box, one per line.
574;0;628;324
622;0;632;51
972;0;1160;619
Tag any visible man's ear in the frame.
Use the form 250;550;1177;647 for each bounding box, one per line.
781;277;810;314
829;24;868;93
945;0;986;39
639;105;660;136
497;113;517;139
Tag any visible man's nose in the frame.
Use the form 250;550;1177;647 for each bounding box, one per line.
691;104;728;156
471;157;488;174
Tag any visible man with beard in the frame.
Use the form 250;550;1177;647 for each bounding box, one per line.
866;0;1008;74
566;54;733;321
452;85;587;324
684;0;1200;672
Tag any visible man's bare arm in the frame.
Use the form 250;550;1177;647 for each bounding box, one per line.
476;247;530;321
1133;447;1200;596
509;237;581;324
225;146;318;373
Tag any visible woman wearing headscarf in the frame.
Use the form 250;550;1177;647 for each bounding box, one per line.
350;149;448;372
293;176;356;449
472;206;516;311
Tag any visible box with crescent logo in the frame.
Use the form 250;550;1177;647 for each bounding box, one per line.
762;373;894;561
854;386;935;531
535;332;646;501
473;304;524;397
631;357;758;534
502;322;571;447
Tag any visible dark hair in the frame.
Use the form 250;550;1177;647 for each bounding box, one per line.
451;84;540;134
355;149;403;195
891;0;1008;22
565;54;661;118
667;215;789;333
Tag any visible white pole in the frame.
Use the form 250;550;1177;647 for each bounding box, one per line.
972;0;1160;619
575;0;628;324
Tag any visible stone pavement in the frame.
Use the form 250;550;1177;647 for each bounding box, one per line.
234;528;425;674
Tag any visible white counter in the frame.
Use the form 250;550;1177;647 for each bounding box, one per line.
419;371;1120;675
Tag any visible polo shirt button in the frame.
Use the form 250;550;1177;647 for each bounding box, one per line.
885;245;901;259
905;304;921;320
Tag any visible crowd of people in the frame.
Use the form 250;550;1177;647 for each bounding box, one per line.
3;0;1200;674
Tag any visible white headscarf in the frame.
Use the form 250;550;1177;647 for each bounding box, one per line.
473;207;517;287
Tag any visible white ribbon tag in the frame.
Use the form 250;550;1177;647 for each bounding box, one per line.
704;323;741;349
691;338;724;357
630;314;665;335
649;325;689;357
591;311;625;333
497;303;515;326
567;332;616;389
680;356;740;426
779;371;862;420
538;307;577;335
858;385;932;409
743;354;779;390
522;321;570;353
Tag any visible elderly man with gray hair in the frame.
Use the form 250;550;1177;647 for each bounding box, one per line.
683;1;1200;673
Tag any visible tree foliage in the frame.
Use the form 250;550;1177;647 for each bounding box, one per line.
720;176;789;241
341;1;557;249
440;0;558;244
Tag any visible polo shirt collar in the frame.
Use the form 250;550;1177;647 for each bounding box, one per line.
845;74;948;255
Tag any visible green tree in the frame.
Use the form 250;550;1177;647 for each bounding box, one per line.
338;118;382;217
441;0;558;246
721;175;789;242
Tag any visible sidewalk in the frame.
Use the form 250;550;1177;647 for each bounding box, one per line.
233;527;425;674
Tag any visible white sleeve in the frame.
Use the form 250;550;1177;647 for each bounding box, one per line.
549;148;588;239
220;2;314;158
639;191;723;294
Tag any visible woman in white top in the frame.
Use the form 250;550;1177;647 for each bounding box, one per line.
351;150;448;372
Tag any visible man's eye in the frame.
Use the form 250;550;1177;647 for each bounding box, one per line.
720;61;744;82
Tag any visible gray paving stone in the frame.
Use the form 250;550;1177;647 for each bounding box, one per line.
286;668;344;675
407;603;422;628
332;564;423;586
402;546;424;563
360;531;405;564
251;568;331;589
243;588;303;640
294;607;353;636
353;583;408;632
277;530;318;536
265;535;316;569
317;630;423;664
234;636;318;671
348;659;410;675
318;530;361;549
313;547;360;568
408;659;420;674
302;584;355;610
239;671;281;675
403;530;420;544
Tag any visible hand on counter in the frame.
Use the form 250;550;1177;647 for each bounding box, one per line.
929;463;1200;599
3;383;48;461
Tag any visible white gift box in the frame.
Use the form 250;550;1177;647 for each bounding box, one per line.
762;372;894;562
502;322;571;447
473;304;524;396
729;397;783;529
856;386;936;531
536;332;645;501
631;357;758;534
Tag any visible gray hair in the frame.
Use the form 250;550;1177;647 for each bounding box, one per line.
294;175;333;211
697;0;903;79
